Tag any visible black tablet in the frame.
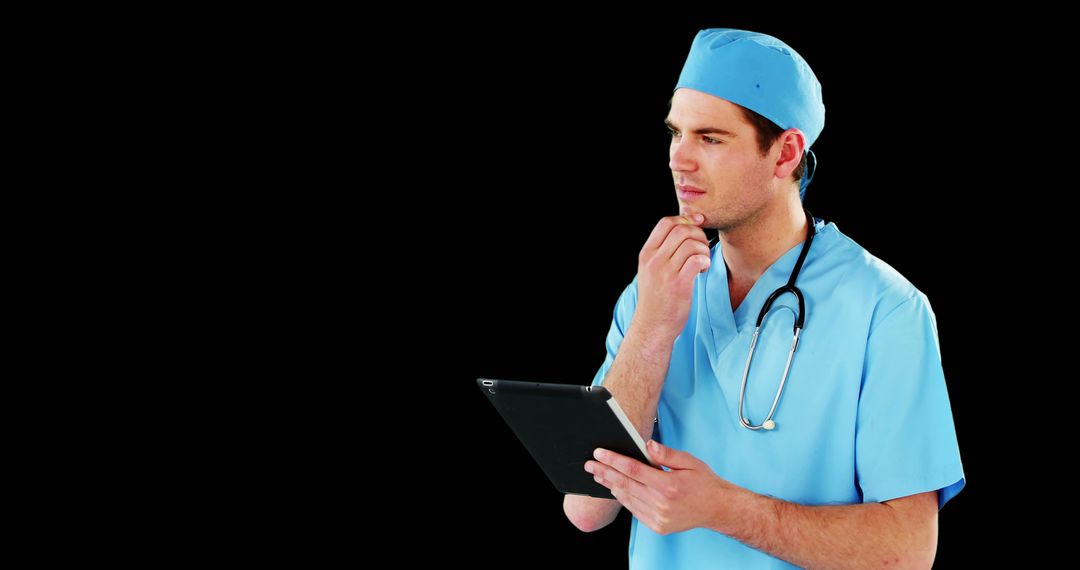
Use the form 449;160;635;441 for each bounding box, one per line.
477;378;656;499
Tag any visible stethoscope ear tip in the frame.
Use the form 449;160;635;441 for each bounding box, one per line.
762;420;776;430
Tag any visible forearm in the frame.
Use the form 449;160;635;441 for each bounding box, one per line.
566;321;676;532
713;489;937;569
600;320;676;440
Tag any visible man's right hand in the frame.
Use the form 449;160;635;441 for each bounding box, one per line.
634;214;712;340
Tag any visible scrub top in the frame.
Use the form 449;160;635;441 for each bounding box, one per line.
591;218;965;569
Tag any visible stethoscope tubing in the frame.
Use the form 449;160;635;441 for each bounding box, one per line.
736;209;815;431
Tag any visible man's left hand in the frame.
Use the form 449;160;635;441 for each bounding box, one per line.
585;439;735;535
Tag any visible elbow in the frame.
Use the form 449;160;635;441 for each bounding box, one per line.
912;526;938;569
908;506;939;568
891;509;939;568
877;532;936;570
881;491;939;569
892;541;935;570
563;495;616;533
567;513;605;533
896;543;936;570
564;502;603;533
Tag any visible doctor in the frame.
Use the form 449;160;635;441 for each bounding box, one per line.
563;29;964;569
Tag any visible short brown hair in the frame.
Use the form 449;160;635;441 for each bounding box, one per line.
737;106;808;183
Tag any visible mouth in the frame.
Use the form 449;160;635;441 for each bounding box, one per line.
676;184;706;201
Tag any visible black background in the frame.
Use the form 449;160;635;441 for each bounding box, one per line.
371;13;1043;568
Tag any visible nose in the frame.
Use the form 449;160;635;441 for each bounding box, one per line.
669;137;697;173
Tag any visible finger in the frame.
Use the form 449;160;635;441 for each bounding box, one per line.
593;464;664;532
594;448;666;488
642;214;704;252
609;481;661;526
646;439;704;470
679;253;712;280
671;238;711;275
655;224;709;265
588;460;665;506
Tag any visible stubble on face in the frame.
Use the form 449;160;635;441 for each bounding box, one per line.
668;91;774;233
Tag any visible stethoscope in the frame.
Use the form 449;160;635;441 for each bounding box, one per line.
711;209;816;432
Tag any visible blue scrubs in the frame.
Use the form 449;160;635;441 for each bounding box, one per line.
592;219;965;569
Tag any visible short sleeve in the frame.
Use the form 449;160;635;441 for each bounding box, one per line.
590;278;639;388
856;292;965;509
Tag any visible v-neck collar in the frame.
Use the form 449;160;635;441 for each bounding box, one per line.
700;218;832;356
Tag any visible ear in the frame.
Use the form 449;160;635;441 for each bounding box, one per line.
774;128;807;181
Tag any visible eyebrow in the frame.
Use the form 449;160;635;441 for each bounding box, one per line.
664;118;738;138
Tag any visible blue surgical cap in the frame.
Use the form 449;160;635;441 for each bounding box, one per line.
675;29;825;196
676;29;824;146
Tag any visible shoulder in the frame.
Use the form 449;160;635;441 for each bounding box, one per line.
819;223;931;326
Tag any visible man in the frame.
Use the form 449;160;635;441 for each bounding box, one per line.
562;29;964;568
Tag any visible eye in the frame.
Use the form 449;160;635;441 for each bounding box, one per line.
703;136;721;145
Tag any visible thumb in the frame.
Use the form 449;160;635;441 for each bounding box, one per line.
647;439;701;470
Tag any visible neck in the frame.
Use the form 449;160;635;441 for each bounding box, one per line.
720;200;808;289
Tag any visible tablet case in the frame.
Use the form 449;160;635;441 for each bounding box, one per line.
478;378;654;499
